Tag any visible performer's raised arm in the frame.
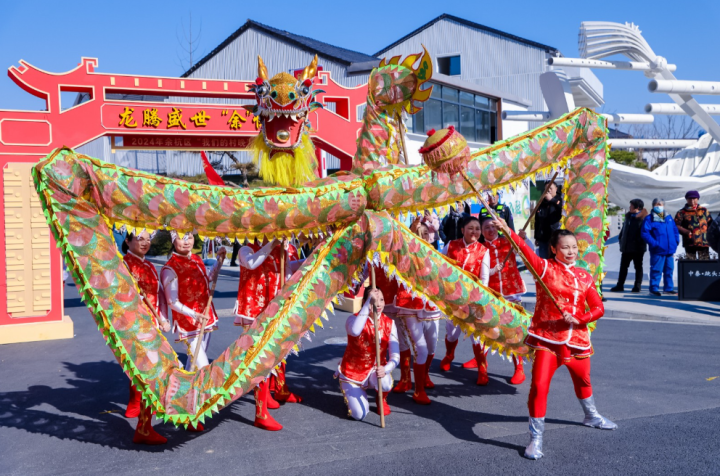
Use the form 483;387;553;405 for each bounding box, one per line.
238;239;277;270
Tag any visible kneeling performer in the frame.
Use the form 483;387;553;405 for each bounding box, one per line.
337;288;399;420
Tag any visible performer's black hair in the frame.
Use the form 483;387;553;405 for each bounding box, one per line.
630;198;644;210
461;216;481;229
549;229;576;258
122;232;135;254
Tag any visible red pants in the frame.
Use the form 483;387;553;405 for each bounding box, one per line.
528;349;593;418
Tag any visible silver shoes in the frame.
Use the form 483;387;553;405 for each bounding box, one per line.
524;417;545;460
579;396;618;430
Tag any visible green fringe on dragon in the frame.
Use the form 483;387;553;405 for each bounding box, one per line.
32;49;610;427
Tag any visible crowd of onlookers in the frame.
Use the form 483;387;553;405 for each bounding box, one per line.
611;190;714;296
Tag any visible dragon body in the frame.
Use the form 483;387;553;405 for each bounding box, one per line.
33;51;610;427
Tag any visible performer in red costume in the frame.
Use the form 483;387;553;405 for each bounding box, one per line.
337;288;399;420
393;223;442;405
439;217;491;384
492;221;617;460
122;230;171;445
234;238;302;431
480;218;527;385
161;231;226;432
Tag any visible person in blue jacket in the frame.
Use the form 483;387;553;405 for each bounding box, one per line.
640;198;680;296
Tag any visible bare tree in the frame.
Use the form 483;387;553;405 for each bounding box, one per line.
627;116;701;169
176;13;202;73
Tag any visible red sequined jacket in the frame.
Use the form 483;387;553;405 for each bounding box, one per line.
484;236;526;297
235;242;298;321
123;252;165;327
445;238;488;278
161;253;218;337
510;230;603;350
340;312;392;383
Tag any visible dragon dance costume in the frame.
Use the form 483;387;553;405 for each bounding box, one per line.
123;249;170;445
439;238;491;384
234;240;302;431
507;230;617;460
337;298;399;420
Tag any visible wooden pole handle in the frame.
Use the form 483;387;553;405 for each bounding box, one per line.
189;263;221;372
459;170;565;316
369;265;386;428
499;170;560;267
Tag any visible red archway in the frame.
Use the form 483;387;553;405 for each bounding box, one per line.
0;57;369;343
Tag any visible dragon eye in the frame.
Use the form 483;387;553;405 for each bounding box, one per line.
271;90;278;99
256;83;269;97
300;85;311;96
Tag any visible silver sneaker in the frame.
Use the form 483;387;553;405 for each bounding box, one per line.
579;396;618;430
524;417;545;460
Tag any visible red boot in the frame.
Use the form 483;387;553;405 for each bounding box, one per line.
125;382;141;418
254;380;283;431
392;349;412;393
509;355;525;385
375;391;391;416
439;338;458;372
473;343;489;386
274;363;303;403
412;363;431;405
425;354;435;389
462;357;478;369
133;404;167;445
267;376;280;409
187;422;204;432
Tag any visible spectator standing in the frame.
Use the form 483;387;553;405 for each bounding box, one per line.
610;199;648;293
674;190;713;260
534;182;563;259
440;201;471;243
479;191;514;232
641;198;680;296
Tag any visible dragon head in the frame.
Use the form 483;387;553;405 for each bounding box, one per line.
247;55;323;187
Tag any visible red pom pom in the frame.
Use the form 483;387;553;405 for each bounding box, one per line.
448;125;455;132
255;78;264;85
427;129;436;136
303;78;313;87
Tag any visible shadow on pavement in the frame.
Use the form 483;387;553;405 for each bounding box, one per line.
278;344;580;451
0;361;217;452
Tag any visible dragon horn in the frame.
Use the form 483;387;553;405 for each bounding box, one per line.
258;55;269;81
301;55;318;81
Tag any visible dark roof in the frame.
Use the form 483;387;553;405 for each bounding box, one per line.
375;14;558;56
182;20;379;77
608;127;633;139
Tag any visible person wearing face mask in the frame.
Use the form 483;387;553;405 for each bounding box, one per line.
479;218;526;385
122;230;171;445
675;190;713;261
393;223;442;404
438;217;491;385
497;219;616;460
641;199;680;296
336;288;399;421
160;231;226;432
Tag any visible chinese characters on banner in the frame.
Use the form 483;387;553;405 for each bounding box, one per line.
688;270;720;277
109;105;258;133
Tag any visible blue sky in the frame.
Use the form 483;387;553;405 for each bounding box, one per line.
2;0;719;118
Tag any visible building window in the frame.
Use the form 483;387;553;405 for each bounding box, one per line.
438;56;461;76
411;83;497;144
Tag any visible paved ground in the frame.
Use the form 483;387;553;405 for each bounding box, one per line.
2;267;720;476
